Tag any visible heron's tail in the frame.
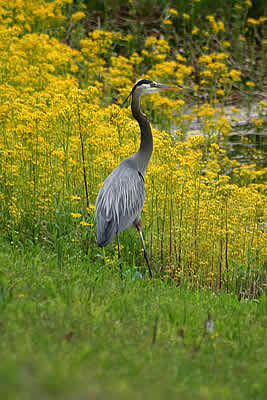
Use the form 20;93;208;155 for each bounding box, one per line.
96;214;116;247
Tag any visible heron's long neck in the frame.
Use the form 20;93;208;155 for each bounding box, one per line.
131;92;153;176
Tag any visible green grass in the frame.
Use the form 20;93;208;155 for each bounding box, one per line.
0;240;266;400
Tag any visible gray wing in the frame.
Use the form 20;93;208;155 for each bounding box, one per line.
96;163;145;247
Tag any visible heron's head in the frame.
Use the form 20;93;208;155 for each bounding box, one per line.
121;79;178;107
131;79;178;96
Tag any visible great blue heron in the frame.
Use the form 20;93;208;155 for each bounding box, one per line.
96;79;177;278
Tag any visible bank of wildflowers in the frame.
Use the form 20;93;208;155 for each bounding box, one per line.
0;0;266;294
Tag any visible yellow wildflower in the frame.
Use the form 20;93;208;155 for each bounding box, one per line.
246;81;255;87
71;195;81;201
80;221;92;226
201;70;212;78
169;8;178;16
214;52;229;60
192;26;199;35
222;41;231;48
229;69;241;81
244;0;252;7
217;21;225;32
216;89;225;96
199;54;213;64
163;20;172;25
86;205;96;213
251;118;264;127
176;54;186;62
70;213;82;218
231;107;240;113
211;332;220;339
145;36;157;47
182;13;190;20
247;18;260;25
206;15;215;23
71;11;86;23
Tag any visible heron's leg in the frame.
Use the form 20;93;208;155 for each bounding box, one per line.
116;233;121;259
116;233;123;278
136;219;153;279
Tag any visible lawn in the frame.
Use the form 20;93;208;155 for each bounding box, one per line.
1;241;266;400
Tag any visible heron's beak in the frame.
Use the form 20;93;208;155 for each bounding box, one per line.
155;83;180;91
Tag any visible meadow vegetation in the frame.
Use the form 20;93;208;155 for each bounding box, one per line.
0;242;267;400
0;0;266;398
0;0;266;294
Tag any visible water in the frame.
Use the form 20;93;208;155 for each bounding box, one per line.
227;123;266;167
184;102;267;168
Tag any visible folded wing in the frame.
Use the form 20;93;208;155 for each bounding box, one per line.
96;164;145;247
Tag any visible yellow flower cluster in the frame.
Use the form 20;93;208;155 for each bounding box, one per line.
0;0;265;288
206;15;225;33
71;11;86;23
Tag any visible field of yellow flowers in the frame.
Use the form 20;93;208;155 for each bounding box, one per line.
0;0;266;295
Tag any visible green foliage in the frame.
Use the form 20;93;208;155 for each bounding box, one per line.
0;240;266;400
